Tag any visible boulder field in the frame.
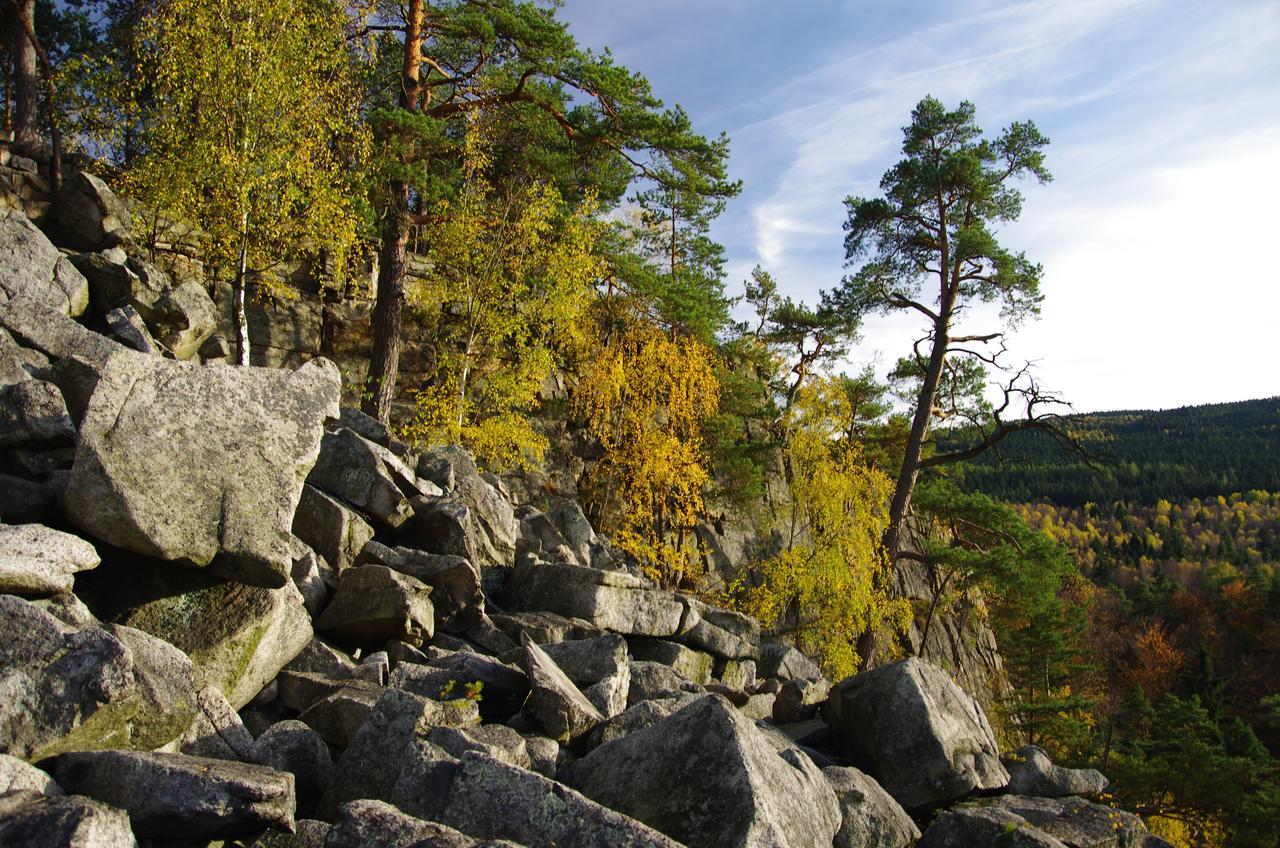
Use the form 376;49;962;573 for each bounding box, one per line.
0;191;1169;846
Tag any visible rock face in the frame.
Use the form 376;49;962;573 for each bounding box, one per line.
1007;745;1109;799
823;766;920;848
824;657;1009;811
292;485;374;573
0;524;100;596
0;595;196;760
572;695;842;848
42;750;295;839
62;349;341;588
0;792;137;848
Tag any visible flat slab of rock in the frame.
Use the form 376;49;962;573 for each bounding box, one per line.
0;791;135;848
442;751;684;847
823;766;920;848
62;350;340;587
0;524;99;596
503;560;690;637
0;595;197;760
824;657;1008;810
520;632;605;743
677;601;762;661
41;750;295;839
1007;745;1109;799
327;800;474;848
919;806;1068;848
176;685;255;762
989;795;1148;848
572;694;841;848
315;565;434;649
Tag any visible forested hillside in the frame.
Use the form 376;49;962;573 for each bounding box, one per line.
940;397;1280;505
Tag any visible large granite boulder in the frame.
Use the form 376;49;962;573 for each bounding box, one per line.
292;485;374;573
326;800;474;848
918;806;1068;848
307;428;417;530
0;791;136;847
0;753;62;795
0;595;196;760
42;750;295;839
412;446;518;569
677;600;762;661
441;751;684;848
98;560;312;709
824;657;1008;810
1007;746;1110;799
988;796;1149;848
54;171;131;251
357;541;483;632
0;379;75;447
315;565;435;649
0;524;100;596
176;685;255;762
250;720;334;819
62;349;340;588
0;208;89;317
519;632;605;743
823;766;920;848
572;694;841;848
503;559;691;637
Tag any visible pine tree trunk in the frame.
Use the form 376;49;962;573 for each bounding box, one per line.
7;0;39;155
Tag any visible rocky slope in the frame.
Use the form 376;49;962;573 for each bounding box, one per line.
0;169;1168;847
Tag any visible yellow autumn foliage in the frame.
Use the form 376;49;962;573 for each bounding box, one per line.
574;318;720;588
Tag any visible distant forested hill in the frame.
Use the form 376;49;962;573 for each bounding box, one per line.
937;397;1280;505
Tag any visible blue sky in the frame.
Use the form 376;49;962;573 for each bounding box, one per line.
558;0;1280;413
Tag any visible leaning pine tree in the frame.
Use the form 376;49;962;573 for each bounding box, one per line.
128;0;366;365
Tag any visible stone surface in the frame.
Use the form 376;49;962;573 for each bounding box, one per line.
572;694;841;848
292;484;374;574
631;638;715;684
390;652;527;720
0;475;57;524
410;446;518;569
1007;745;1110;799
442;751;684;848
250;720;334;819
42;750;295;839
427;724;530;770
177;685;255;762
824;657;1009;810
252;820;332;848
0;595;197;760
520;632;605;743
918;806;1068;848
0;523;100;596
54;171;131;250
284;638;357;679
145;279;218;360
823;766;921;848
298;687;382;749
0;753;62;795
677;600;762;661
358;541;484;632
0;208;88;317
63;350;341;587
0;792;136;848
759;642;823;681
0;379;75;448
503;559;690;637
627;661;701;707
104;304;160;354
105;561;312;709
307;428;415;529
990;795;1148;848
315;565;435;649
326;800;474;848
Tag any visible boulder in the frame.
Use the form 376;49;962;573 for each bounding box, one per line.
250;720;334;819
0;326;44;384
387;739;461;822
677;600;762;661
54;171;131;250
823;766;920;848
252;820;332;848
490;610;604;645
0;792;135;848
0;474;57;523
404;449;517;570
276;670;381;715
0;523;100;596
527;633;629;688
298;688;382;749
627;661;701;707
315;565;435;649
42;750;295;839
0;292;117;365
1007;745;1110;799
572;694;842;848
0;208;89;317
759;642;823;681
358;541;484;631
307;428;416;529
427;724;530;770
520;632;605;743
62;350;341;588
0;379;75;449
503;559;691;637
918;806;1068;848
144;279;218;360
104;305;160;354
0;595;197;760
284;638;357;679
106;562;312;709
176;685;255;762
390;652;527;720
823;657;1008;810
631;638;715;684
989;795;1148;848
442;751;684;848
0;753;62;795
325;690;478;814
326;800;474;848
291;484;374;574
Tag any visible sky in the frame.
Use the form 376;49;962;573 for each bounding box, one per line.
557;0;1280;414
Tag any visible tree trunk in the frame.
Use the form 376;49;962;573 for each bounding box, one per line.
883;317;950;555
364;189;410;419
7;0;39;155
233;225;251;366
361;0;424;424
